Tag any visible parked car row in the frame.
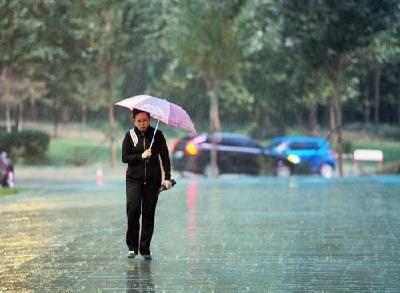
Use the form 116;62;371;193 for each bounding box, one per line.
171;133;336;178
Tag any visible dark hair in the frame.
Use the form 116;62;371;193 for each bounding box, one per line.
132;109;150;119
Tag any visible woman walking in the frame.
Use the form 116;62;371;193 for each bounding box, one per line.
122;109;172;260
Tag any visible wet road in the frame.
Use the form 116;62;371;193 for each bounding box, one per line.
1;174;400;292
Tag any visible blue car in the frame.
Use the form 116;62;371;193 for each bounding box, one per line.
264;136;336;178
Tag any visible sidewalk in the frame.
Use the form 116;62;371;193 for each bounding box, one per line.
15;165;126;181
1;175;400;291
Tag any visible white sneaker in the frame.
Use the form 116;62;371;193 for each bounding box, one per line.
127;251;137;259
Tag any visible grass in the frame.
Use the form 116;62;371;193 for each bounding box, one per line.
47;138;114;166
45;131;178;167
46;131;400;166
19;121;399;170
0;188;19;197
350;138;400;164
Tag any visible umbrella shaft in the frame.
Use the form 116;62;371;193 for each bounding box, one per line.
149;119;160;149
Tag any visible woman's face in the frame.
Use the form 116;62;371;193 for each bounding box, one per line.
133;112;150;132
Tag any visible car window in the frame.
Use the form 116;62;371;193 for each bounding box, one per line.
205;135;222;144
268;141;283;149
288;142;319;150
221;137;260;148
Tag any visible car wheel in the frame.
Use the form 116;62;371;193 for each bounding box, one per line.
204;163;219;177
276;160;291;177
319;164;333;178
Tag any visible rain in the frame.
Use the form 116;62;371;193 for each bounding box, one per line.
1;1;400;292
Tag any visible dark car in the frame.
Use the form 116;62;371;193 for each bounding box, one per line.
264;136;336;178
171;132;263;176
0;151;15;187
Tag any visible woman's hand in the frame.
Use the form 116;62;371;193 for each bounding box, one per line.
162;180;172;189
141;149;152;159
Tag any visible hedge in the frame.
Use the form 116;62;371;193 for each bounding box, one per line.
0;130;50;163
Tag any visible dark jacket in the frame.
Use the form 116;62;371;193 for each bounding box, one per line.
122;126;171;184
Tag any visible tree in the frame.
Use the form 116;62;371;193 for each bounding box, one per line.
0;1;43;132
169;1;245;175
235;0;329;138
29;0;94;138
90;0;168;168
283;0;400;175
0;72;44;131
374;22;400;126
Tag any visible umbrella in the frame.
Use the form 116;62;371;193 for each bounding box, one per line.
115;94;196;147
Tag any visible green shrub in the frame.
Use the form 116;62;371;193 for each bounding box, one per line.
343;141;354;153
47;138;111;166
345;123;400;139
68;148;91;166
0;130;50;163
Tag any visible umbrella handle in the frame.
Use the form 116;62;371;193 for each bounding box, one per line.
149;119;160;149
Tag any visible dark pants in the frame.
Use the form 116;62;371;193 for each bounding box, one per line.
126;179;159;255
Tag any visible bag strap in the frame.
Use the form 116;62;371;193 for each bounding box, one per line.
129;128;138;147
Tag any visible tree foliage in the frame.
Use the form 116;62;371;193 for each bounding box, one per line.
1;0;400;168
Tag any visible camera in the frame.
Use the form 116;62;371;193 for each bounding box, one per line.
159;179;176;192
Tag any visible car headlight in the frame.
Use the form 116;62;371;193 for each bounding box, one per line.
185;142;199;156
287;154;300;164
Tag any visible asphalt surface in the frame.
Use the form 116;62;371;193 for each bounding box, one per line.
1;172;400;292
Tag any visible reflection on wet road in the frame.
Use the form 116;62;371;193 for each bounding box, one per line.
1;175;400;291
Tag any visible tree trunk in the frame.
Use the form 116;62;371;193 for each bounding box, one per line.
398;66;400;126
334;95;343;176
30;97;37;122
252;100;265;139
333;58;344;177
205;77;220;177
53;108;59;138
102;8;117;169
81;105;87;130
15;103;23;132
328;97;336;133
373;68;381;131
106;60;116;169
5;104;12;133
210;93;219;176
363;75;370;127
106;60;116;168
308;103;317;135
210;91;220;134
326;96;336;144
61;108;70;125
108;103;116;168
